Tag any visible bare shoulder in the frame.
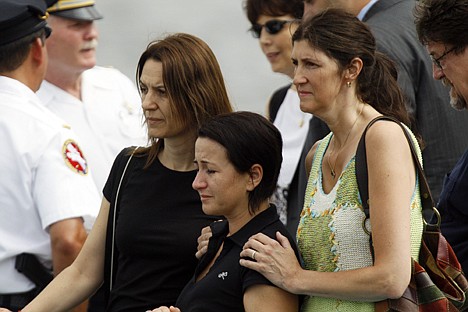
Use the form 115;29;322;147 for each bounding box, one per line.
364;119;408;150
364;119;414;173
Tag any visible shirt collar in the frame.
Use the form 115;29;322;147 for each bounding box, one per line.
357;0;379;20
211;205;279;248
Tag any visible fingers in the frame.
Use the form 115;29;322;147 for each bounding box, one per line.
147;306;177;312
195;226;212;259
239;231;293;266
195;245;207;260
239;247;258;261
197;226;213;245
243;232;281;253
275;231;292;249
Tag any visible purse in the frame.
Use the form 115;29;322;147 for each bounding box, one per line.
355;116;468;311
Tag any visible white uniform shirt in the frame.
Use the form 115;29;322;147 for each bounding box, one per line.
0;76;100;293
37;66;147;193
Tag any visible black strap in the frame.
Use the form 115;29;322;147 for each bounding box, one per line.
355;116;436;229
15;253;53;291
103;146;138;303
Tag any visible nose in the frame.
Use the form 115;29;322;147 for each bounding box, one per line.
192;171;207;191
259;30;272;46
293;66;307;87
141;91;157;111
432;62;445;80
84;22;99;40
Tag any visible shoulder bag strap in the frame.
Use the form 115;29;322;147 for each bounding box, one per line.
355;116;436;230
109;146;138;292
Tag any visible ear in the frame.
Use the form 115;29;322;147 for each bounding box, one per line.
246;164;263;192
30;38;46;67
344;57;363;82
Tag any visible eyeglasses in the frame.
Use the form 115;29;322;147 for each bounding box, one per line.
430;47;456;69
249;20;294;38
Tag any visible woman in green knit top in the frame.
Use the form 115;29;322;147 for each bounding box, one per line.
240;9;424;311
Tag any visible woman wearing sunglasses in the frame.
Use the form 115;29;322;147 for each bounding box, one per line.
244;0;329;237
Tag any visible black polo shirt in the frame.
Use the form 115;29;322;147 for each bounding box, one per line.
175;205;300;312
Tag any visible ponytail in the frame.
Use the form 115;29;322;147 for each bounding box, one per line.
358;51;411;127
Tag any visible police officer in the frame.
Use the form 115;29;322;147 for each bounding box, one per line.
37;0;147;195
0;1;100;311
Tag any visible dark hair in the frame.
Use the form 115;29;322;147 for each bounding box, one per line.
0;28;47;73
414;0;468;54
135;33;233;166
293;9;410;126
244;0;303;25
198;111;283;214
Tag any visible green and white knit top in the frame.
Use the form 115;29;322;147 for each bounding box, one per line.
297;131;424;312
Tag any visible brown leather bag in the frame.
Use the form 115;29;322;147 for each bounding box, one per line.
356;116;468;311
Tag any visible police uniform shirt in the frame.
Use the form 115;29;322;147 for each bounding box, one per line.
37;66;147;193
0;76;101;293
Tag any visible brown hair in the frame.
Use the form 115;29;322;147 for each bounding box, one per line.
293;9;410;126
135;33;233;166
414;0;468;53
0;28;47;73
244;0;303;25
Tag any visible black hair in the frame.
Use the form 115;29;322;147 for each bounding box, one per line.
198;111;283;214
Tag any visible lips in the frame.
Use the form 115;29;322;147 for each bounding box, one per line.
297;89;312;97
266;52;280;62
199;194;213;201
146;117;163;126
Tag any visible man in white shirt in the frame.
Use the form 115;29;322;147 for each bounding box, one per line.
0;1;100;310
38;0;147;194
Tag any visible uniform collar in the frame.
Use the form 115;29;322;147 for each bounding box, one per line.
0;76;39;101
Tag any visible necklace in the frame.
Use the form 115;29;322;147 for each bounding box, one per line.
327;103;364;179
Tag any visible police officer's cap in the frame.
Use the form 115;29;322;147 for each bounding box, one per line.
48;0;103;21
0;0;58;46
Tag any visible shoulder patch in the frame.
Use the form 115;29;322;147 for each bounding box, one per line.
62;140;88;175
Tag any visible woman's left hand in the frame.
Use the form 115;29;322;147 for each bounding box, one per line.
239;231;302;293
146;306;181;312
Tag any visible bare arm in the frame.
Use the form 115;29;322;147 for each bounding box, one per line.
244;284;298;312
22;197;111;312
49;218;89;312
241;122;415;301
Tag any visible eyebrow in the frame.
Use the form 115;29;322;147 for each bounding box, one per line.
139;81;165;89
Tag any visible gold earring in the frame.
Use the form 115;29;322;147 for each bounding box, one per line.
346;81;352;88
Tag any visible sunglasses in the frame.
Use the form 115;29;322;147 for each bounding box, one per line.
249;19;294;38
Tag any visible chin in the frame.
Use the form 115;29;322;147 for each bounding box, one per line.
202;205;217;216
299;102;314;114
271;64;289;76
449;87;468;110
